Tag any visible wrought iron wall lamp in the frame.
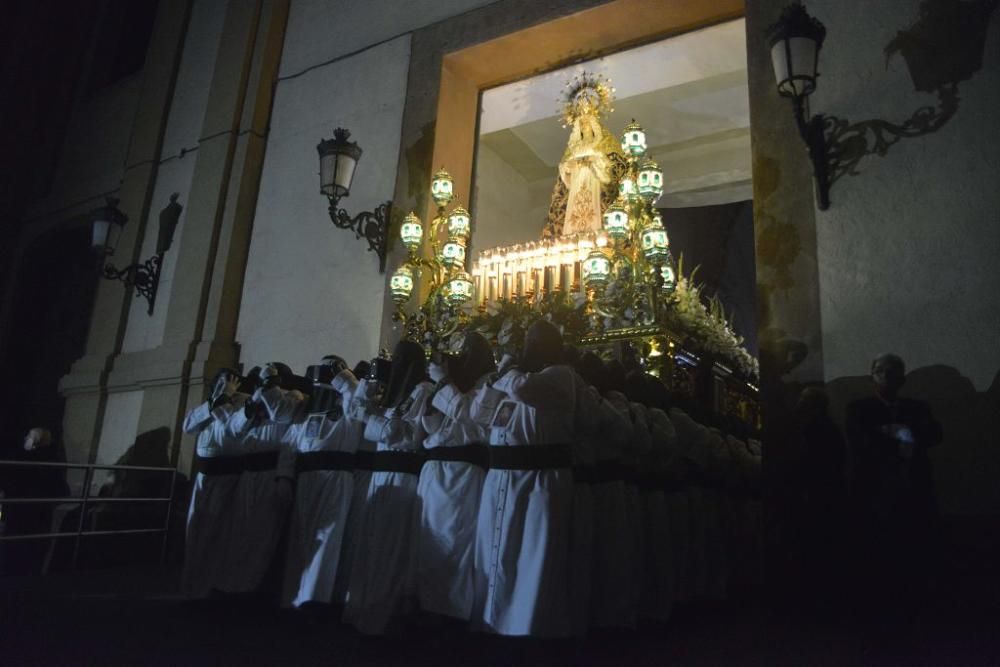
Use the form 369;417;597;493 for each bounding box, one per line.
91;193;182;315
767;1;965;211
318;128;392;273
767;2;832;209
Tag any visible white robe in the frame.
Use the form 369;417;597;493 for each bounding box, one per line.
333;378;378;605
281;371;362;607
344;382;433;635
181;393;248;598
669;407;713;601
624;401;651;617
473;365;589;638
590;390;636;628
415;377;488;620
219;386;301;593
568;383;606;636
640;407;677;621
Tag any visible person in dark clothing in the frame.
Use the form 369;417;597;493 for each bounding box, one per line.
845;353;943;611
789;387;847;611
1;427;69;574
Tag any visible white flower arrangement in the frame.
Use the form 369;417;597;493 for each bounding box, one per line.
664;258;759;379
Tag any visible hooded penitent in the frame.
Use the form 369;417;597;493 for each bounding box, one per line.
380;340;427;409
239;366;262;395
605;359;627;394
452;331;497;393
520;319;563;373
624;369;653;407
575;352;608;394
304;355;349;416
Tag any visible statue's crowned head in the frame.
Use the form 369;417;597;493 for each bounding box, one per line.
560;72;615;127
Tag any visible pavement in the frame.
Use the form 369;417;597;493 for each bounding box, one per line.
2;565;999;666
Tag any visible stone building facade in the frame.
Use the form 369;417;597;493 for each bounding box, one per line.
1;0;998;517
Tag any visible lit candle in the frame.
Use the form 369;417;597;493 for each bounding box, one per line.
472;263;482;304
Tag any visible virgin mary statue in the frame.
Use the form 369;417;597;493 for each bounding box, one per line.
552;76;622;236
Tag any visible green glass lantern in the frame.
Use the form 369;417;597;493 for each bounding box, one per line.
620;119;647;157
400;212;423;254
641;219;670;264
441;240;466;268
446;271;474;306
447;206;471;240
619;177;639;203
431;168;455;208
637;157;663;201
602;201;630;241
582;249;611;290
660;263;676;293
390;265;415;304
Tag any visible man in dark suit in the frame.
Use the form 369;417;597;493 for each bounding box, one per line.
846;354;942;611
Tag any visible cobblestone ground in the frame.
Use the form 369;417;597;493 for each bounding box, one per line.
1;565;998;666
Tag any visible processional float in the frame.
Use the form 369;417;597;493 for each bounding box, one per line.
388;74;759;430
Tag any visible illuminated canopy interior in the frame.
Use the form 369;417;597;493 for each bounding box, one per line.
473;19;750;253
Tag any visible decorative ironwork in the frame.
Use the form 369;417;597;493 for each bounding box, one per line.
823;83;959;188
771;2;970;210
326;197;392;273
102;253;163;315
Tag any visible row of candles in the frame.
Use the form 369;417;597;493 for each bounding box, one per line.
471;231;610;306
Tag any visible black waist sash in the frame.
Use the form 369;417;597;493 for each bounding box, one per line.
296;450;356;473
354;450;375;471
488;444;572;471
590;461;631;485
242;451;280;472
424;443;489;469
572;464;598;484
370;450;426;475
196;455;243;476
197;451;278;475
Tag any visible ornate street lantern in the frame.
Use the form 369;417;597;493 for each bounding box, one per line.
318;127;391;271
621;119;647;157
447;207;471;240
582;249;611;290
431;168;455;209
446;271;474;306
637;157;663;201
641;218;670;264
317;128;362;199
441;240;466;268
400;212;423;255
90;197;128;255
660;263;676;293
602;201;630;241
619;176;639;203
390;265;415;304
767;2;826;99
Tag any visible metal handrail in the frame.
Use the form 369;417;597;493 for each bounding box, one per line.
0;459;178;571
0;460;175;472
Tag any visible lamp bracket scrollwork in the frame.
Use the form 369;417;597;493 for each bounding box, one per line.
102;253;163;315
822;83;958;188
791;83;958;210
326;197;393;273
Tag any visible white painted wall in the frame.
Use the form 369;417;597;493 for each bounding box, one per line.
277;0;498;78
472;143;550;252
236;35;412;374
807;0;1000;390
120;0;228;353
95;390;144;466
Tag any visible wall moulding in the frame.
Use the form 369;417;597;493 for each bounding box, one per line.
428;0;746;223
